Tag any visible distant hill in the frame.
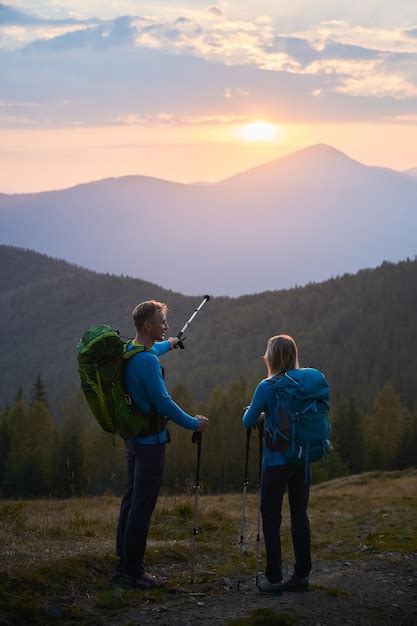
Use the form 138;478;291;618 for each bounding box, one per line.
1;144;416;296
1;246;416;413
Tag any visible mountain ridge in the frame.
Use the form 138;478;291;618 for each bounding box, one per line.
4;242;415;298
1;245;416;415
218;143;409;188
1;144;416;296
0;144;414;196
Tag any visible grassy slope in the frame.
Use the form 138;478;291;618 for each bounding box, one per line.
0;470;416;624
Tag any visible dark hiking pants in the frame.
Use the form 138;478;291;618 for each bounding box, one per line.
261;464;311;583
117;441;166;577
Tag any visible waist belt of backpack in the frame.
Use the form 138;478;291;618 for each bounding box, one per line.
132;404;166;436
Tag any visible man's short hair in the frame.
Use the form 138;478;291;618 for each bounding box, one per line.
132;300;168;331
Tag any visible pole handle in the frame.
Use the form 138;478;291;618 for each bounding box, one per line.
192;430;202;445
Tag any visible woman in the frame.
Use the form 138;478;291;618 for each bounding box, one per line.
243;334;328;594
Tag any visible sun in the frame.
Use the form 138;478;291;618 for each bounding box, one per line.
239;120;280;142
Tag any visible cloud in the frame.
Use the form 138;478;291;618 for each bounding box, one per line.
175;16;191;25
303;51;417;99
0;2;95;26
0;39;343;129
389;113;417;122
403;27;417;39
337;67;417;98
114;112;248;126
136;17;203;46
224;87;250;99
208;7;223;18
0;2;102;50
302;20;417;54
2;9;417;127
263;36;319;65
23;16;136;51
321;41;379;60
260;36;379;71
0;2;40;25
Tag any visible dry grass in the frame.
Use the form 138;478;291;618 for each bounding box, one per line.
313;468;417;498
309;468;417;556
1;470;416;571
0;470;416;624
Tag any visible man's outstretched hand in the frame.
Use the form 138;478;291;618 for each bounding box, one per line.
168;337;180;349
195;415;209;432
168;336;187;349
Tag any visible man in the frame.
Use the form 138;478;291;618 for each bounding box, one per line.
116;300;209;589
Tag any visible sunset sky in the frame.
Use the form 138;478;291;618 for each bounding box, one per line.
1;1;417;192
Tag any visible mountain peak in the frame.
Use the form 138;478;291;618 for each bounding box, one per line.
294;143;352;159
219;143;369;187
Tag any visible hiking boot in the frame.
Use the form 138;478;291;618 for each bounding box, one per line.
115;571;166;590
281;574;309;592
258;577;283;594
141;572;166;587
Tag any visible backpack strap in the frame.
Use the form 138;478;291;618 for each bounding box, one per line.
122;341;165;435
122;341;147;359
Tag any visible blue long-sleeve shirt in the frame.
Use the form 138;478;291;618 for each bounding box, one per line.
124;340;198;444
243;377;286;468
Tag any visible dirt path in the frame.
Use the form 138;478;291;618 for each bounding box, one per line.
111;554;417;625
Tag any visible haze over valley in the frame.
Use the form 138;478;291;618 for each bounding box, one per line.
1;144;416;296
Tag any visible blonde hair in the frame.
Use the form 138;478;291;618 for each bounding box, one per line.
263;334;299;377
132;300;168;331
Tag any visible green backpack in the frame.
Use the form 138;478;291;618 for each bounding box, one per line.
77;325;165;440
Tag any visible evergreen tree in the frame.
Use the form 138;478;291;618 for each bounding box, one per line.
365;383;405;470
222;375;253;491
2;399;55;496
2;250;417;415
165;382;195;490
202;386;230;491
31;373;47;405
170;382;194;414
394;409;417;470
86;427;125;495
0;409;10;493
312;448;347;483
15;386;24;402
53;413;88;497
332;398;365;474
27;400;55;495
200;376;251;492
2;400;33;496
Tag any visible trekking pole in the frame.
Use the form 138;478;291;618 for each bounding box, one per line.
177;295;210;349
237;427;252;591
255;417;264;587
190;431;202;584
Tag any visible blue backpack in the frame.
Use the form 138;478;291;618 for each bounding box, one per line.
265;368;331;478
